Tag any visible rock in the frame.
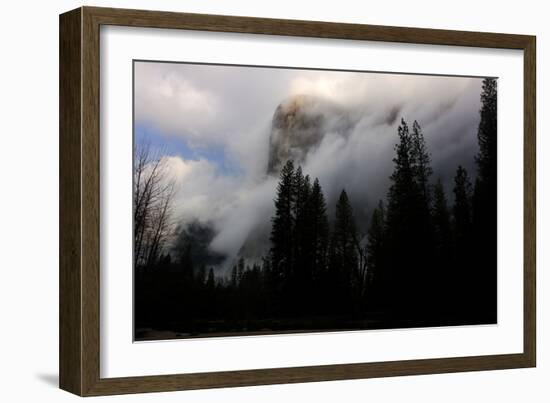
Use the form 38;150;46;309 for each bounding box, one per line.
267;94;354;174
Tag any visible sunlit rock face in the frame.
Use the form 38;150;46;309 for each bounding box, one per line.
267;94;354;174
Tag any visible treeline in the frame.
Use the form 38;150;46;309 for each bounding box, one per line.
370;78;497;323
135;78;497;337
266;162;367;317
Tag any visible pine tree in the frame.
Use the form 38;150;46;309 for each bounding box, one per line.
386;119;417;229
237;257;245;284
309;178;329;277
179;243;195;285
195;264;206;285
475;78;497;186
452;166;473;246
472;78;498;322
206;268;215;289
329;189;359;313
269;160;297;314
384;119;419;310
260;256;274;316
270;160;296;282
293;168;312;295
306;177;330;314
432;179;452;265
432;179;453;314
293;167;311;221
230;264;238;287
451;165;473;317
366;200;385;291
410;120;433;204
410;120;437;308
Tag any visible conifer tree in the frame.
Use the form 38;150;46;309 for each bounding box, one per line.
384;119;419;310
452;166;473;247
293;167;311;221
329;189;359;312
410;120;433;204
230;264;238;287
206;268;215;289
237;257;245;284
451;165;473;315
386;119;417;229
270;160;296;282
475;78;497;187
432;179;453;313
179;243;195;285
472;77;498;321
309;178;329;277
304;177;330;313
293;167;312;298
366;200;385;290
410;120;436;306
195;265;206;286
432;179;452;265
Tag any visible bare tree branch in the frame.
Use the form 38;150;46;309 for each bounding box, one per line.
134;139;177;270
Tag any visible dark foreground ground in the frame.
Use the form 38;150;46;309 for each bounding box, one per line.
135;313;496;341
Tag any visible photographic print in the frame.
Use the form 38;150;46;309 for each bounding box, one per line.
133;61;497;341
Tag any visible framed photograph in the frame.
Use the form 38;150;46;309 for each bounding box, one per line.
59;6;536;396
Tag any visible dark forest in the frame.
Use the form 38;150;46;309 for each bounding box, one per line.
134;78;497;340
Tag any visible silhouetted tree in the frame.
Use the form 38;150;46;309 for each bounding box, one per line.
432;179;453;314
206;268;215;290
476;78;498;187
179;243;195;284
384;119;423;312
329;190;359;313
410;120;436;308
270;160;296;313
386;119;417;226
452;166;473;249
195;264;206;285
230;264;238;288
432;180;452;266
292;167;313;313
451;165;473;317
237;257;245;284
366;200;386;306
472;78;498;321
309;178;330;278
133;140;175;271
411;120;433;204
307;178;330;312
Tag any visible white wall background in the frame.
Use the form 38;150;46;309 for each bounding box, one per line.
0;0;546;401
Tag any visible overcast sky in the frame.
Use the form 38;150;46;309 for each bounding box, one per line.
134;60;487;264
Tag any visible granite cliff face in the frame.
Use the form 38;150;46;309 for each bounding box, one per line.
267;94;355;174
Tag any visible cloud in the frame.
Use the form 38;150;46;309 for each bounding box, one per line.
135;63;220;144
163;156;241;225
161;154;277;264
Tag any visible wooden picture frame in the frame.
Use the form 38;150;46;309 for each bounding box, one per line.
59;6;536;396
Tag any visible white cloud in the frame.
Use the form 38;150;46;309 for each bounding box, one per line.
135;63;220;144
163;156;239;224
162;155;277;263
